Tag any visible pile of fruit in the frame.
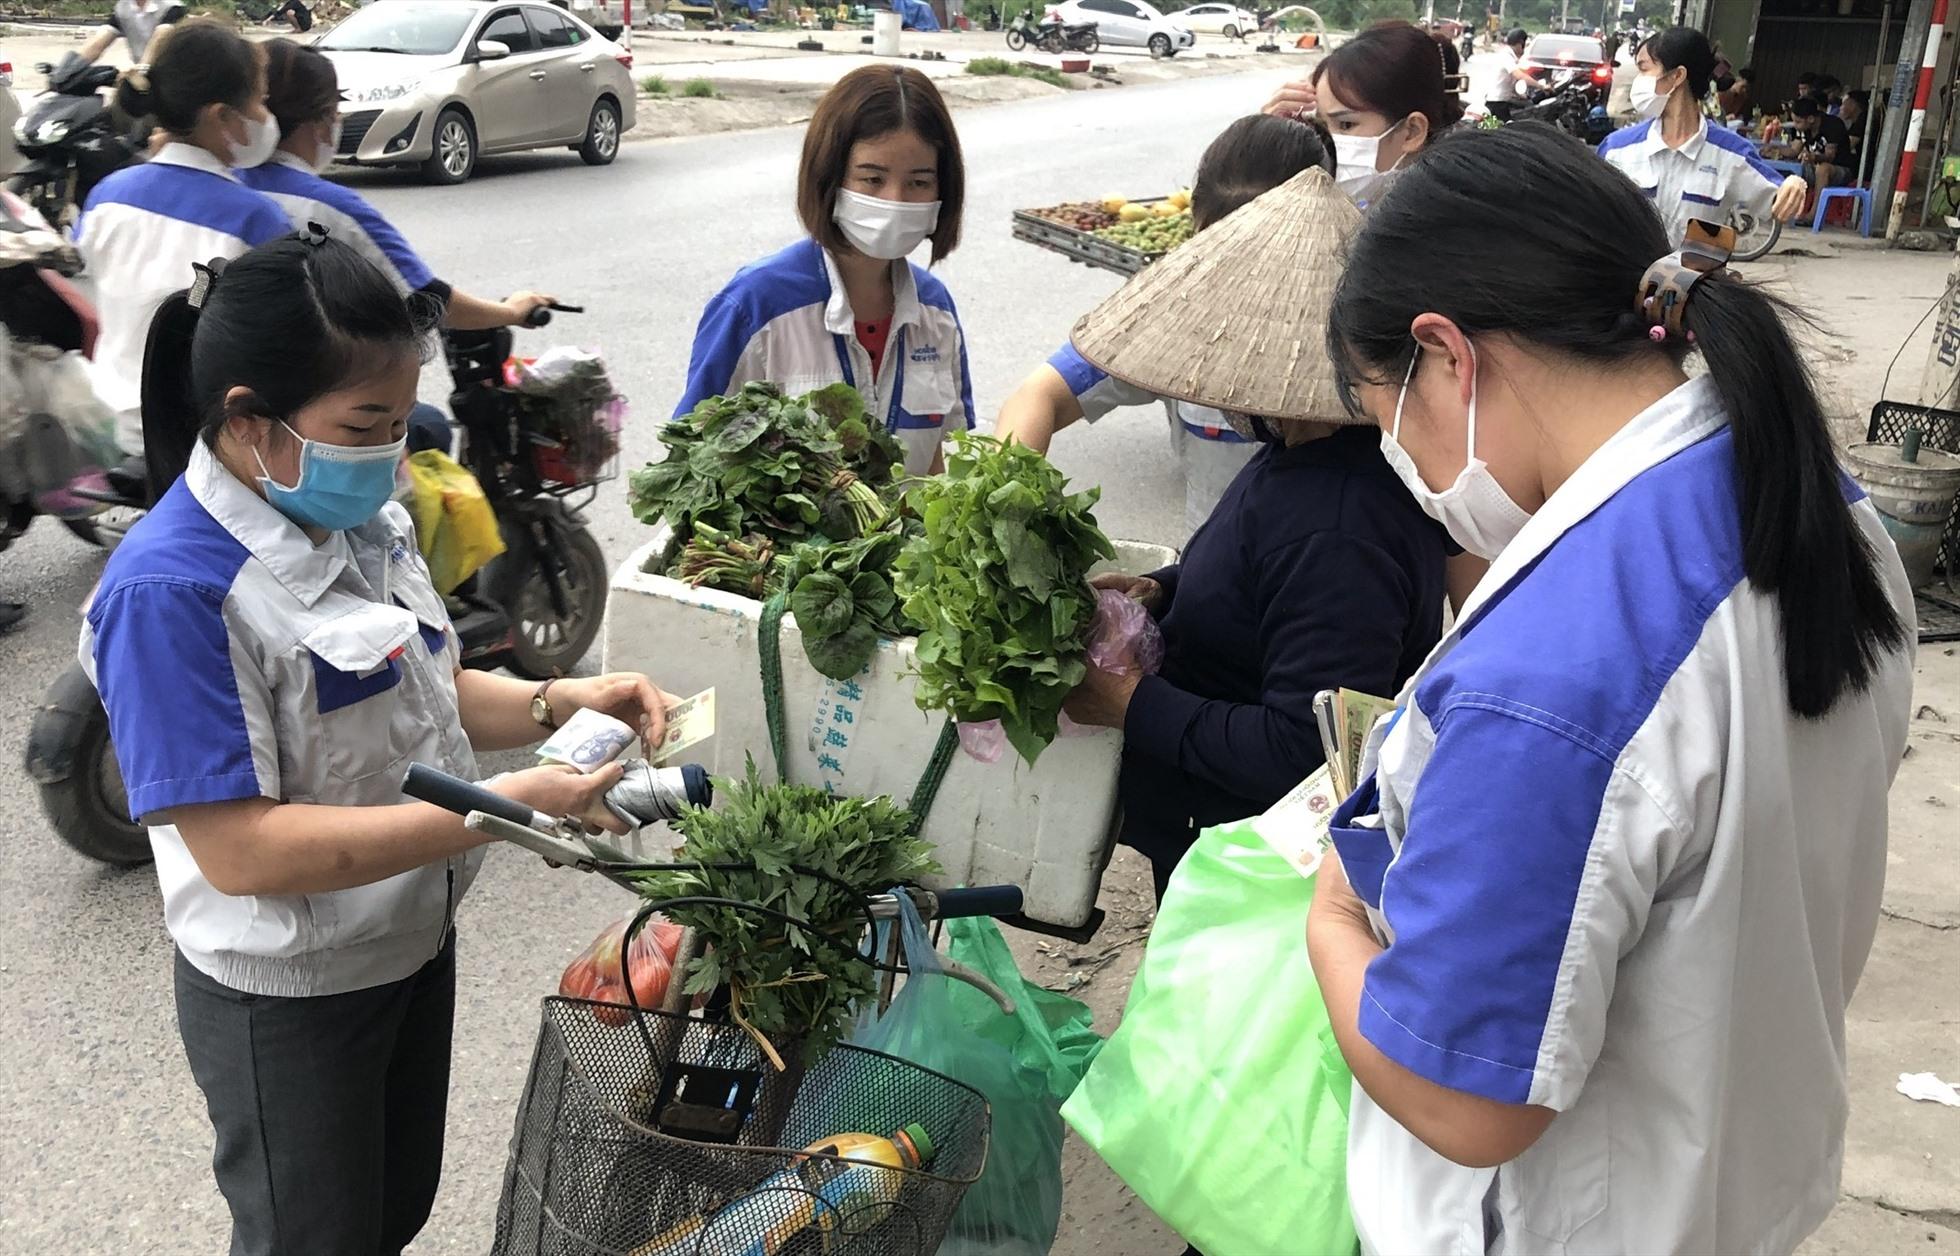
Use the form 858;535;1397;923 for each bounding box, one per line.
1090;190;1194;255
1028;201;1118;232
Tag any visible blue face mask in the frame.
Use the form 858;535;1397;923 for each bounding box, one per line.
255;422;406;532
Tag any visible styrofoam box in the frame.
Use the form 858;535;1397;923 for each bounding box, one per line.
603;529;1176;928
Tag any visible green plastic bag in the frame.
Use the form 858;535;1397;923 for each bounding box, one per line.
852;896;1102;1255
1061;821;1357;1256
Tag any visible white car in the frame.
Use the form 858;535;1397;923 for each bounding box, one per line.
1050;0;1195;56
1172;3;1256;38
318;0;638;185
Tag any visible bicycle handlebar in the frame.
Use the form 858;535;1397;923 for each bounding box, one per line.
925;885;1024;920
403;762;547;831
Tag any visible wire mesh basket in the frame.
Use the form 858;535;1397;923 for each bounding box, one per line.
1867;400;1960;577
493;997;990;1256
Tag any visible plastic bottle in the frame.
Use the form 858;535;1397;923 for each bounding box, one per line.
632;1125;935;1256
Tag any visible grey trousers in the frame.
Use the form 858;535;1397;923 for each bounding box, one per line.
173;937;456;1256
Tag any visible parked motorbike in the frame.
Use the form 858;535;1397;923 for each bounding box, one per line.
1037;16;1099;53
7;54;136;230
28;303;617;866
1004;10;1043;49
1513;66;1614;147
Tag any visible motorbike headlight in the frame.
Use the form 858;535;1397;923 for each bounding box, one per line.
350;79;419;103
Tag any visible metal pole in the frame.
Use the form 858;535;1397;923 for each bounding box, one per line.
1865;0;1894;188
1877;0;1939;232
1888;0;1950;239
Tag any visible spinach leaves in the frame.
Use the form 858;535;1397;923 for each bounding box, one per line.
894;434;1116;765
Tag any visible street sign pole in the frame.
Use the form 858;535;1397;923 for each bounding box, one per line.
1888;0;1950;239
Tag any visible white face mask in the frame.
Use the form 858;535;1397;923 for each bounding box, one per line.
1330;118;1412;209
1378;345;1532;561
832;187;940;260
311;119;343;174
230;110;281;169
1630;72;1672;120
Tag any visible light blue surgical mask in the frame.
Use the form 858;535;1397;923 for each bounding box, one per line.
255;421;406;532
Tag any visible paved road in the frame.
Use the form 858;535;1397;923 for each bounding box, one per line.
0;66;1295;1254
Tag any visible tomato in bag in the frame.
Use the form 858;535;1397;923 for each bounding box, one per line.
559;913;685;1025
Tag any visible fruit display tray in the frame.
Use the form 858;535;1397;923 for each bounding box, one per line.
1011;197;1175;277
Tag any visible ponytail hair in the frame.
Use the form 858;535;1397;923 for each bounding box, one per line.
1328;126;1904;719
114;20;260;135
140;233;438;495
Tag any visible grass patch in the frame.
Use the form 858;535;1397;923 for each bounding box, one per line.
640;74;669;95
682;77;720;99
966;57;1074;90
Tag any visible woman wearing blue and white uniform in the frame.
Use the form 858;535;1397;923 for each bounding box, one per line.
76;22;288;458
1311;127;1913;1254
84;234;674;1253
996;114;1332;538
243;41;557;338
678;66;972;476
1598;27;1806;246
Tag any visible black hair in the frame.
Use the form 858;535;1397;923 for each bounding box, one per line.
1313;21;1465;136
263;38;339;140
1327;127;1904;719
1796;71;1819;88
1738;66;1755;82
1191;114;1335;231
141;234;438;495
115;20;261;136
1640;25;1716;98
1505;26;1527;47
1792;97;1821;119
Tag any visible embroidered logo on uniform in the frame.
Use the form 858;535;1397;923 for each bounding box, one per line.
909;344;941;365
1698;165;1718;175
390;539;409;564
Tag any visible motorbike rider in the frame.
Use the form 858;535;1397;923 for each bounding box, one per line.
82;233;677;1255
994;114;1337;538
242;40;556;452
1485;27;1532;117
77;0;186;65
1598;26;1806;247
75;22;289;467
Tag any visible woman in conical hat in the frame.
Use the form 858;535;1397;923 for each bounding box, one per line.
1059;166;1452;902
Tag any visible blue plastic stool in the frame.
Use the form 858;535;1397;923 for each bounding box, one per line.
1811;185;1873;237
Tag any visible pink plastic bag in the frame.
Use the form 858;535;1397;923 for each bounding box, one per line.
958;588;1166;764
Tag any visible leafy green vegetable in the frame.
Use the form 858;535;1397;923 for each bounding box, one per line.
671;522;776;598
627;760;938;1062
894;433;1116;765
775;517;922;680
627;381;901;556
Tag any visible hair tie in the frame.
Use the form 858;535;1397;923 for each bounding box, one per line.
301;221;331;248
1635;218;1734;339
187;258;228;311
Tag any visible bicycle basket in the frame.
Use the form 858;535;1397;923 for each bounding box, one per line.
493;998;990;1256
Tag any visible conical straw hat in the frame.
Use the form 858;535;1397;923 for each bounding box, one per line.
1070;166;1363;424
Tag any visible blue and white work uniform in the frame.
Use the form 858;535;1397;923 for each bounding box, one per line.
76;144;290;452
677;238;974;476
1599;116;1782;247
240;152;447;301
82;441;480;997
1047;341;1254;539
1327;376;1915;1254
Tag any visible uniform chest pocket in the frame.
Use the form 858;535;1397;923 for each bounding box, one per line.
303;605;420;787
1680;163;1728;213
897;347;959;427
1327;774;1393;910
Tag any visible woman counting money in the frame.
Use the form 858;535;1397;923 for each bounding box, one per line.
677;65;974;476
1060;170;1450;902
1310;128;1912;1253
81;234;677;1255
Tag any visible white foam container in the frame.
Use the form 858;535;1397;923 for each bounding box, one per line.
603;528;1176;928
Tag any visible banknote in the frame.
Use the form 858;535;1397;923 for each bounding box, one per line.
539;707;638;773
1250;764;1343;880
649;688;716;764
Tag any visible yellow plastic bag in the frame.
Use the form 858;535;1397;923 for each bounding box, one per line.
406;450;505;594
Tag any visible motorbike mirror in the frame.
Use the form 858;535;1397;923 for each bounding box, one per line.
473;38;512;61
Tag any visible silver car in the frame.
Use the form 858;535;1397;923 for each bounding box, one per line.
319;0;637;185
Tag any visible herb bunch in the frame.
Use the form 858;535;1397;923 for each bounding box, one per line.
627;760;938;1064
893;433;1117;765
776;516;921;680
628;382;902;556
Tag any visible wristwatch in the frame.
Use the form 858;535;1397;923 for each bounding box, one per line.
531;678;561;731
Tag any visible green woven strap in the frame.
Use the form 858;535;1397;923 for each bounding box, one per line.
758;592;791;784
759;589;958;825
906;720;961;830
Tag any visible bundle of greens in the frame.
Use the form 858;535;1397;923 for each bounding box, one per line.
671;523;776;599
894;433;1117;766
626;761;937;1065
628;382;902;561
776;517;920;680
